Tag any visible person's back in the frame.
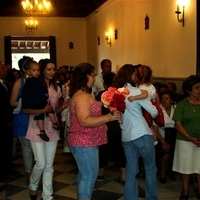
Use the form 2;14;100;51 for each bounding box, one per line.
123;84;157;142
22;76;48;109
127;65;160;143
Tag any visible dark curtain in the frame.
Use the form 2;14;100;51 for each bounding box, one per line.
49;36;56;66
4;36;12;67
197;1;200;75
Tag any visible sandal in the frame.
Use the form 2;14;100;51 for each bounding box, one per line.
37;130;49;142
53;123;60;131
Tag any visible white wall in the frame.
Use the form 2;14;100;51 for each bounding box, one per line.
0;0;197;79
0;17;87;68
86;0;196;78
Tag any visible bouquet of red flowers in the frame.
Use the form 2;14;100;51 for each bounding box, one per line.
101;87;130;112
101;87;130;129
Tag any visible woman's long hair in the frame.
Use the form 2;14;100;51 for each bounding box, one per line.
112;64;137;88
69;62;95;98
39;59;58;91
136;65;152;85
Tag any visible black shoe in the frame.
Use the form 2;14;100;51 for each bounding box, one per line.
53;123;60;131
197;193;200;199
117;179;125;185
29;193;37;200
179;191;188;200
96;175;104;181
159;178;167;184
166;170;176;181
38;130;49;142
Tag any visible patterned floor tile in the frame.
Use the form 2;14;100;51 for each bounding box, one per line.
1;139;197;200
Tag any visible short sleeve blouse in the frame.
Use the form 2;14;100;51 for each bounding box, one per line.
139;84;156;101
172;98;200;140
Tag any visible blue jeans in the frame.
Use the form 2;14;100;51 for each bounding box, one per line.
122;135;158;200
69;146;99;200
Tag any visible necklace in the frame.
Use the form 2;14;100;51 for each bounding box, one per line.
189;102;200;117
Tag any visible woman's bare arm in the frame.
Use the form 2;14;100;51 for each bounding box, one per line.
128;89;148;102
74;93;120;128
10;79;21;107
175;121;200;146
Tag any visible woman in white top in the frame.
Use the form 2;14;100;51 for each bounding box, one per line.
153;90;176;183
113;64;158;200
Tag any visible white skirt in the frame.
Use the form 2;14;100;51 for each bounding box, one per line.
172;139;200;174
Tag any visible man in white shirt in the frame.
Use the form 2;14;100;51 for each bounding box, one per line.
92;59;112;97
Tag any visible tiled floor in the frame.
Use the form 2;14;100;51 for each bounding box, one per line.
0;139;199;200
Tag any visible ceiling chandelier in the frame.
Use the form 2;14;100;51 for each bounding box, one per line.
21;0;52;16
25;18;38;33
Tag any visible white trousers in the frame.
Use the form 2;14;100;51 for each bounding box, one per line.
29;141;57;200
18;137;33;174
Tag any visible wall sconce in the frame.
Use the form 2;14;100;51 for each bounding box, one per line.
105;32;111;46
25;18;38;33
175;4;185;27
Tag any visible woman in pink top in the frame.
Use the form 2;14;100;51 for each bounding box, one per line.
23;59;69;200
67;63;121;200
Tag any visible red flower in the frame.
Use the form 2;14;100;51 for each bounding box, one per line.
110;93;126;112
101;87;129;112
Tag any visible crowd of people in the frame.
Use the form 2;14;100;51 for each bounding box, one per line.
0;57;200;200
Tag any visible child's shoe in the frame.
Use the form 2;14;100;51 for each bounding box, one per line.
38;130;49;142
53;123;60;131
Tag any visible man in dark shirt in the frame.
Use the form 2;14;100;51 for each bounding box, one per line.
0;62;17;182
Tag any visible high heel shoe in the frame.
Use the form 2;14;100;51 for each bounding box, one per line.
29;192;37;200
159;177;167;184
179;191;188;200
